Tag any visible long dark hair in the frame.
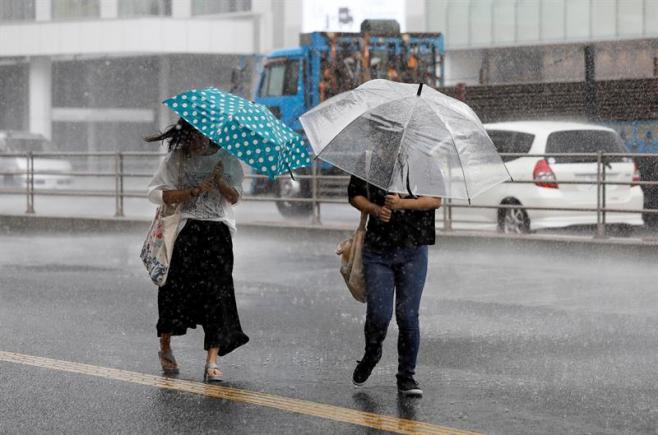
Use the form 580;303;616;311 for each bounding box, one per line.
144;118;198;152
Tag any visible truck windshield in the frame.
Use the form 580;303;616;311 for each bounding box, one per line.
260;60;300;97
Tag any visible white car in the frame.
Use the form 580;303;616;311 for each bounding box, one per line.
450;121;643;233
0;131;73;190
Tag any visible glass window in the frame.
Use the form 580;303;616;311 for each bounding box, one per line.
492;0;516;44
517;0;540;42
259;60;300;97
541;0;565;40
487;130;534;162
546;130;626;163
446;0;469;47
52;0;100;19
470;0;493;46
591;0;616;38
192;0;251;15
647;1;658;35
565;0;589;39
118;0;171;17
0;0;35;21
617;0;643;37
4;138;46;153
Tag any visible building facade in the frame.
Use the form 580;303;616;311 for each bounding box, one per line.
421;0;658;86
2;0;656;152
0;0;303;151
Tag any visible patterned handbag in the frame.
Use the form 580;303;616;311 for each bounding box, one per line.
140;204;181;286
140;152;183;287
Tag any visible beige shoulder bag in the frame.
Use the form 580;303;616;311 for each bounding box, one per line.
336;210;368;303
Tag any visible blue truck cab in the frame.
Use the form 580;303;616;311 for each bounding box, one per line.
255;46;308;133
254;20;446;216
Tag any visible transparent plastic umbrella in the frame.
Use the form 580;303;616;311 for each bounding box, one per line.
300;79;511;201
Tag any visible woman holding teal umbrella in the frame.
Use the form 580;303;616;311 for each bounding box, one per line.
145;87;310;382
145;118;249;383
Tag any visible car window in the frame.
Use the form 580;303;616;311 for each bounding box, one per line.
546;130;626;163
1;138;46;153
486;130;534;162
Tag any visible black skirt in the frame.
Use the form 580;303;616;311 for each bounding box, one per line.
157;220;249;354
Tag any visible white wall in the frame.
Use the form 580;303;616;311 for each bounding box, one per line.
0;17;257;57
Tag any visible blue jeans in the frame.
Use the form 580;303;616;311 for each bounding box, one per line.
362;245;428;379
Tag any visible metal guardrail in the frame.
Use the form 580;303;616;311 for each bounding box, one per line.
1;151;657;239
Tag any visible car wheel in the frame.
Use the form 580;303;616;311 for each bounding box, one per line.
643;212;658;228
498;202;530;234
275;177;313;217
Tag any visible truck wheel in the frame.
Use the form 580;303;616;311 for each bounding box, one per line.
275;177;313;217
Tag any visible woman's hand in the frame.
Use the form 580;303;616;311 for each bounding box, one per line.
384;194;442;211
372;204;392;223
384;193;402;210
197;178;215;194
212;161;224;184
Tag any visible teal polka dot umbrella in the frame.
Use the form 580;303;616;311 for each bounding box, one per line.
163;87;311;178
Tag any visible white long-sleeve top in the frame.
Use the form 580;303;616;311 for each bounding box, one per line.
147;148;244;235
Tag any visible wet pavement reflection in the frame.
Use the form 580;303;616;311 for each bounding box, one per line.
1;227;657;434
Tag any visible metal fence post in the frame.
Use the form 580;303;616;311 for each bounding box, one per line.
114;152;124;217
311;159;321;225
601;153;607;234
442;198;452;231
595;151;605;238
25;152;35;214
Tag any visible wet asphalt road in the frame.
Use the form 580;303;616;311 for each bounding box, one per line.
1;227;658;434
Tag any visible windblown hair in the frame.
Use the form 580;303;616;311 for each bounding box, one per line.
144;118;197;152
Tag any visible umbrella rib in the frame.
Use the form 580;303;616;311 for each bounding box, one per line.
420;93;514;190
314;95;412;157
384;97;422;194
419;98;472;203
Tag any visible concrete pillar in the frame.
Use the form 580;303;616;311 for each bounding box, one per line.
251;0;273;53
100;0;119;19
35;0;52;21
172;0;192;18
158;56;172;132
28;57;52;140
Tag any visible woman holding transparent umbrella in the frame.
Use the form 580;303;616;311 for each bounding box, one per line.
348;176;441;397
301;79;510;397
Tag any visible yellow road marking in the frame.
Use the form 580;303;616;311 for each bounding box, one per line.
0;351;479;435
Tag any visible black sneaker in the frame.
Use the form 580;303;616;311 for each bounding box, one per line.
397;377;423;397
352;349;382;387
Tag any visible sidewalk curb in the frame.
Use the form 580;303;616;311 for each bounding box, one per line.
2;213;658;252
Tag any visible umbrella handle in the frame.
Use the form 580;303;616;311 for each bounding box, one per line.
406;170;417;199
286;159;295;181
416;83;423;96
